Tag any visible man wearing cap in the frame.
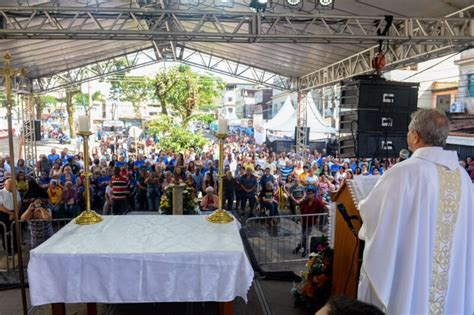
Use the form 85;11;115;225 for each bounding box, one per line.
293;186;326;257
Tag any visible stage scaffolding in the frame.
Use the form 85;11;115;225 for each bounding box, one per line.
20;94;37;178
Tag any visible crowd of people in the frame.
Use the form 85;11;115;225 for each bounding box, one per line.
0;130;473;250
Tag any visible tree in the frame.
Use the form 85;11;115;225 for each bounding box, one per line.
33;95;57;120
153;65;224;127
148;114;209;153
109;76;152;118
74;91;104;116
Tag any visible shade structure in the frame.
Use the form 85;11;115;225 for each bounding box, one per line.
267;92;336;140
264;96;295;130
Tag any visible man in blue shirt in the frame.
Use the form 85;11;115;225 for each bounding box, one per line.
259;167;274;188
134;154;145;169
48;149;60;164
239;167;257;216
115;155;127;169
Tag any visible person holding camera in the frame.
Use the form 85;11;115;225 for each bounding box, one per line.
21;198;53;248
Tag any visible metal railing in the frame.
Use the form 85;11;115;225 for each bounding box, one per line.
243;213;331;267
0;218;72;272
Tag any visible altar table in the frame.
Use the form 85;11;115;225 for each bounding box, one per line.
28;215;254;314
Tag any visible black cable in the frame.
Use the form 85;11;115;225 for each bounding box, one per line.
376;16;393;53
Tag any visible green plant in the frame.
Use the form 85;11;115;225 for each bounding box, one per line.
160;185;198;215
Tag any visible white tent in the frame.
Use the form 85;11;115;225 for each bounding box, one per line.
264;96;295;130
266;92;336;140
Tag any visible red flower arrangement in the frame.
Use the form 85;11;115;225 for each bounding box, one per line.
292;235;333;311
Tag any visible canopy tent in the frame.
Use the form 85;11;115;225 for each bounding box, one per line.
222;107;239;121
267;92;336;140
264;96;295;130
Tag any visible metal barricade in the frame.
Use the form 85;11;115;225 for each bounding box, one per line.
0;221;9;272
8;218;72;271
243;213;330;267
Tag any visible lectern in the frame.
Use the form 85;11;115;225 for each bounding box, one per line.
330;180;363;298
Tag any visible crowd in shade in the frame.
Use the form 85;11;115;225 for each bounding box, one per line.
0;131;473;249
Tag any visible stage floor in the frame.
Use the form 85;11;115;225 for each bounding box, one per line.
0;279;308;315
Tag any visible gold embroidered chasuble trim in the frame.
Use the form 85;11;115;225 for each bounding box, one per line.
429;166;461;314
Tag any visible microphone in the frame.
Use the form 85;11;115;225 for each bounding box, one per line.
337;203;358;237
399;149;410;161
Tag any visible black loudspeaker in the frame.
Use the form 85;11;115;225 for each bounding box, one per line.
339;75;419;158
339;110;412;134
340;77;419;111
339;132;408;158
294;127;310;146
34;120;41;141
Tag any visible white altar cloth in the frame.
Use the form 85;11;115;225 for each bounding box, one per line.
28;215;254;306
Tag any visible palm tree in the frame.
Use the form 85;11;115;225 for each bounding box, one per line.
33;95;57;120
64;89;80;138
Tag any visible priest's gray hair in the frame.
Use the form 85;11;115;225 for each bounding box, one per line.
408;109;450;147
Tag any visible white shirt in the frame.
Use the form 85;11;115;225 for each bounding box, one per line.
0;188;21;211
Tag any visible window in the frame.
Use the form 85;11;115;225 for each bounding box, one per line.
436;94;451;112
227;97;233;102
468;74;474;97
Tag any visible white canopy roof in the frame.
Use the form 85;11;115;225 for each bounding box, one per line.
264;96;295;130
267;92;336;140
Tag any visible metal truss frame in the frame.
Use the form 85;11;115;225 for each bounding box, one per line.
299;42;470;90
295;91;308;158
0;6;472;44
20;94;37;177
31;45;295;93
31;49;161;92
0;75;31;94
177;46;296;90
299;5;474;90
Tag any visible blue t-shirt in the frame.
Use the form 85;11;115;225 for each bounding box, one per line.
239;174;257;193
39;177;50;186
97;176;111;193
134;160;145;168
48;154;60;163
60;174;77;186
115;161;126;169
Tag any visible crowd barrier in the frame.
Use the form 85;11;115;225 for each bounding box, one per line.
242;213;332;266
0;218;72;272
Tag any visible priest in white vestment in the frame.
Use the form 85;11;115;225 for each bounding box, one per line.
357;109;474;314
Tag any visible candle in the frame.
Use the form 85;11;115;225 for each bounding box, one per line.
78;115;90;133
218;118;228;134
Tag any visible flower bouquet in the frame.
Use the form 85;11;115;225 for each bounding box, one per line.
292;235;333;312
160;185;198;215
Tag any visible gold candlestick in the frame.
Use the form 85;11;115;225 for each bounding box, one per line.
1;52;28;315
207;133;234;224
75;131;103;225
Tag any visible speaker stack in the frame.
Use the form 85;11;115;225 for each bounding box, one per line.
338;75;419;158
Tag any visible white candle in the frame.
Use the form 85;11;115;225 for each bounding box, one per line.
218;119;228;134
78;115;90;133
